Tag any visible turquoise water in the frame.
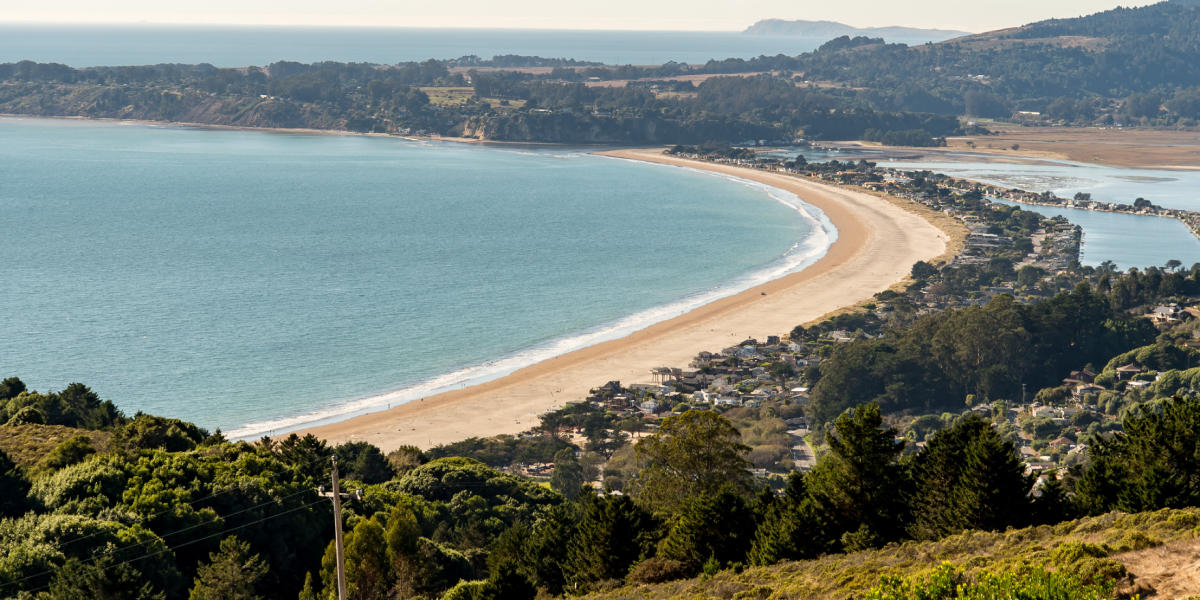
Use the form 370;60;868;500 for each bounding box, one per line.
0;117;831;435
0;25;958;68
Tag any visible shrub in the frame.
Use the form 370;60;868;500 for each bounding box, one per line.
626;557;690;584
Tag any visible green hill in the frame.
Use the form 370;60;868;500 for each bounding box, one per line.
579;508;1200;599
781;0;1200;122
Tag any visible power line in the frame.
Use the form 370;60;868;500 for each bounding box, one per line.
47;451;333;555
1;482;324;590
17;497;328;597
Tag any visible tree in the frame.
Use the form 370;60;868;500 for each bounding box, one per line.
1074;396;1200;514
566;492;658;586
333;441;394;484
632;410;753;513
188;537;268;600
485;561;536;600
964;89;1008;118
273;433;332;481
0;376;26;400
549;449;585;499
657;489;756;572
748;472;825;564
385;445;426;476
110;414;208;451
323;516;389;600
0;448;30;518
1032;475;1074;525
804;404;907;550
907;415;1033;540
297;573;319;600
36;434;97;473
384;506;422;597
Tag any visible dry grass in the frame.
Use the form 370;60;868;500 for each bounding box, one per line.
0;423;111;467
579;509;1200;600
1116;534;1200;599
418;86;475;106
947;126;1200;170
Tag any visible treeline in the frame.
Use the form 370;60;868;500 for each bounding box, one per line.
2;391;1161;599
807;283;1159;425
0;59;964;143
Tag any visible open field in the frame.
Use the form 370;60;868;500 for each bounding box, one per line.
948;126;1200;170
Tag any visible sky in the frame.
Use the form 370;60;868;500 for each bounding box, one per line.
1;0;1162;32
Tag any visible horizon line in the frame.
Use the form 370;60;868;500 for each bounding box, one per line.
0;19;979;35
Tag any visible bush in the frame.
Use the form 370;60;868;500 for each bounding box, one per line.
626;557;690;584
865;562;1120;599
6;406;45;426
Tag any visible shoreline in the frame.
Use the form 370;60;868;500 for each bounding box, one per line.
297;149;957;451
0;113;599;149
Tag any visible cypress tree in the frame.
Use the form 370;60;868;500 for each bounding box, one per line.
657;489;756;572
908;415;1032;540
566;492;658;586
804;403;908;550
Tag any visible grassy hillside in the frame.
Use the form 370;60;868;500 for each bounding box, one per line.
0;423;110;467
579;508;1200;599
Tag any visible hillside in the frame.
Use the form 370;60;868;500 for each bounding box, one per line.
580;509;1200;600
743;19;969;42
777;0;1200;124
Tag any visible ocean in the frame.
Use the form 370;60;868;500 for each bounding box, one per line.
0;24;954;68
0;116;831;436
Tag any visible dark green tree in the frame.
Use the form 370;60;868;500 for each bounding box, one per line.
0;448;30;518
550;449;585;499
333;441;394;484
566;492;659;586
188;536;268;600
748;472;826;564
657;489;756;572
907;415;1033;540
805;404;908;550
0;376;26;400
1074;396;1200;514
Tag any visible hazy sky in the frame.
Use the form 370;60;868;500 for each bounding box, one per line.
2;0;1161;32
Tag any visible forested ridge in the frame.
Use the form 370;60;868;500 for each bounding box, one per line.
4;1;1199;144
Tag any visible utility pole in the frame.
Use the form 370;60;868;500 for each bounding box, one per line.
319;456;361;600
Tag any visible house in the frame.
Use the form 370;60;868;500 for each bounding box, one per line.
1062;369;1097;385
829;330;855;344
1151;304;1187;324
1115;363;1144;380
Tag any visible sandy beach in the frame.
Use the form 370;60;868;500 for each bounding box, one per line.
298;149;955;451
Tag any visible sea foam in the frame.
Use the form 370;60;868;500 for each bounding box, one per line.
226;162;836;439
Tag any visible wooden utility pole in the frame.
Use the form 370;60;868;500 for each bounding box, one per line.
319;456;349;600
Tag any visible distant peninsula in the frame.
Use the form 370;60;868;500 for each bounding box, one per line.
743;19;970;42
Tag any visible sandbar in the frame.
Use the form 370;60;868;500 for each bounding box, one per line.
298;149;954;451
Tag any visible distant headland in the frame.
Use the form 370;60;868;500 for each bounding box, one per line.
743;19;970;42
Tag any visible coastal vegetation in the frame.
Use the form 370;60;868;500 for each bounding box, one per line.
3;1;1200;143
7;368;1200;598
